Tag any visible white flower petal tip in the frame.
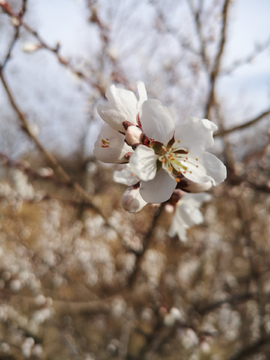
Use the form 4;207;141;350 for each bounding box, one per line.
97;83;147;133
93;125;133;164
129;146;158;181
136;81;147;109
141;100;175;143
179;179;213;193
121;184;147;213
168;193;211;241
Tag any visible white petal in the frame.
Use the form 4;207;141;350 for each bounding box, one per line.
113;165;139;186
179;178;212;193
169;193;211;241
97;85;138;132
168;214;187;241
129;145;158;181
121;185;147;213
140;100;175;143
174;117;217;155
201;152;227;185
93;125;132;163
179;152;226;185
140;169;176;203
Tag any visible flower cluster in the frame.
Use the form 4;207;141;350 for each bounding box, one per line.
94;82;226;240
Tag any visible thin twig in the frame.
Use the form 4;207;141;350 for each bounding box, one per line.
1;0;28;69
195;292;265;315
221;36;270;76
187;0;209;70
204;0;231;118
0;1;105;96
214;108;270;137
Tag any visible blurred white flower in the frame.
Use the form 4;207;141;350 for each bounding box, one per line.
169;193;212;241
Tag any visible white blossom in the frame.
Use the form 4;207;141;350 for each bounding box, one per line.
129;100;226;203
169;192;212;241
94;82;226;211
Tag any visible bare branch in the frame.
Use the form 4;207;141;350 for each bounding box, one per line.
214;108;270;137
205;0;231;118
221;36;270;76
187;0;209;70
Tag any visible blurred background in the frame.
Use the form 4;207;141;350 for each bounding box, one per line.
0;0;270;359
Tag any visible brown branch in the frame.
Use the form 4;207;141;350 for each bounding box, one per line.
0;0;28;70
188;0;210;70
214;108;270;137
0;152;72;187
204;0;231;118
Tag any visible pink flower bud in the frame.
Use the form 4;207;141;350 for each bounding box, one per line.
125;126;143;147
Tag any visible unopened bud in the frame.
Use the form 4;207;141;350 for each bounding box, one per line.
170;307;182;321
37;167;54;177
10;16;20;26
121;183;147;213
125;126;143;146
22;42;41;53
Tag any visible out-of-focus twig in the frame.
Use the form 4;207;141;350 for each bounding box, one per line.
204;0;231;118
1;0;27;70
214;108;270;137
195;291;268;315
0;1;106;96
0;152;72;187
188;0;209;70
221;36;270;76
